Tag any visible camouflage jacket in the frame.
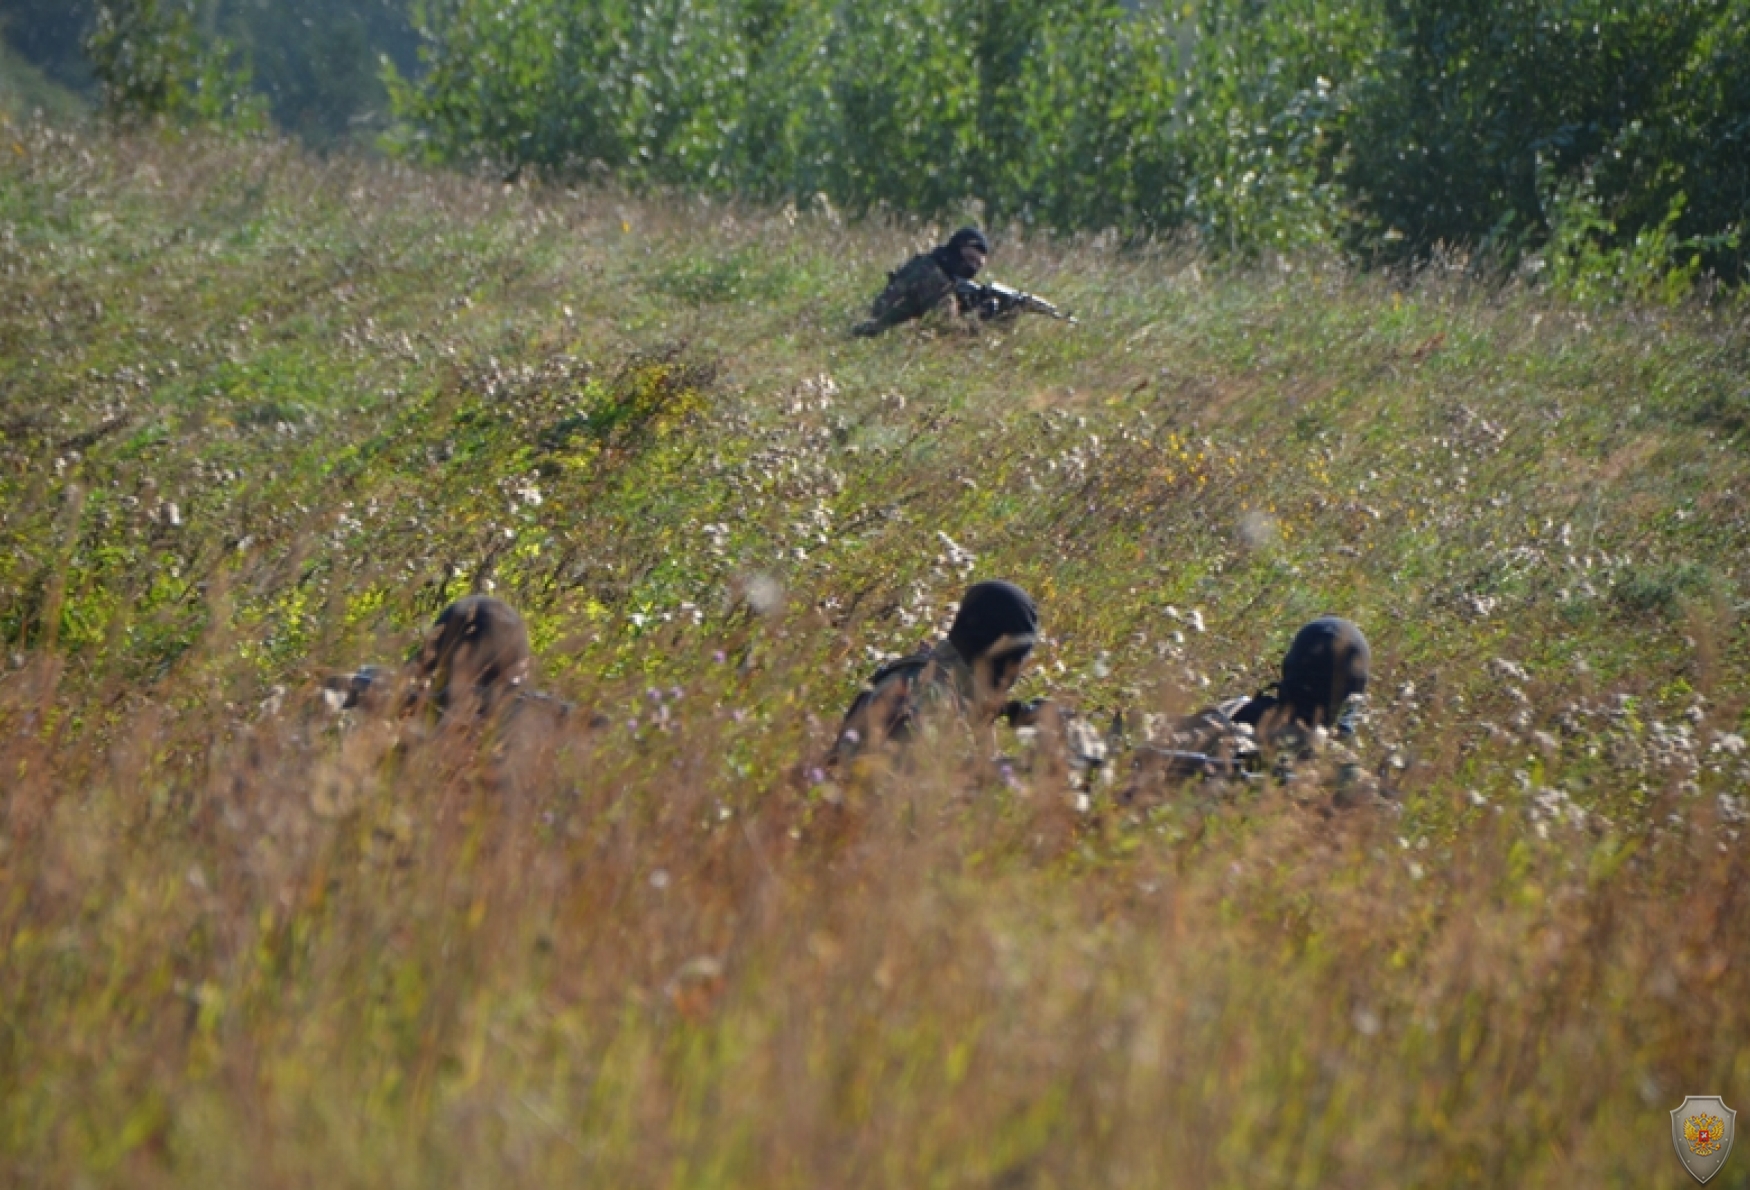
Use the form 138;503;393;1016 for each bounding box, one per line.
834;640;976;761
854;253;968;336
1126;694;1382;807
323;666;575;729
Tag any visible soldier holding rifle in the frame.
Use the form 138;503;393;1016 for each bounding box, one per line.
853;227;1074;337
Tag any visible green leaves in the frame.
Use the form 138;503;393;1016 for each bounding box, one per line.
385;0;1749;287
85;0;266;130
390;0;1191;235
1342;0;1748;285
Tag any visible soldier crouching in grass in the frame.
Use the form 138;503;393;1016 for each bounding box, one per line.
317;595;585;810
851;227;990;337
322;594;572;731
1124;615;1387;811
852;226;1076;338
833;580;1041;771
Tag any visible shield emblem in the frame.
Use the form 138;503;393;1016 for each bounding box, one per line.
1672;1095;1737;1184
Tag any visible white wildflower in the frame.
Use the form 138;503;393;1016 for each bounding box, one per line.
743;573;784;617
1491;658;1531;682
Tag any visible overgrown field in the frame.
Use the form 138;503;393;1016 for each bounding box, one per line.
3;122;1750;1187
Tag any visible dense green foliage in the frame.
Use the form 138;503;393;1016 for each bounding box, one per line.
0;0;417;143
85;0;264;126
391;0;1749;285
388;0;1183;233
1342;0;1750;283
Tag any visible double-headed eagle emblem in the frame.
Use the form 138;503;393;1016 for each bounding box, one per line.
1685;1112;1727;1157
1672;1096;1736;1184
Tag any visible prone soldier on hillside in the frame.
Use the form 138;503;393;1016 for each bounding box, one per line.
851;227;1074;337
322;595;572;727
834;579;1042;765
1123;616;1384;809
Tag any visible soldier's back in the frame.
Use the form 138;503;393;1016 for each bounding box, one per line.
834;645;973;762
856;253;956;336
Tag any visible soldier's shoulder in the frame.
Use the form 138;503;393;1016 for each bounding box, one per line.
891;252;950;284
866;649;933;688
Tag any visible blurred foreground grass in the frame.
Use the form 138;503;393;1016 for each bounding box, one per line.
2;120;1749;1187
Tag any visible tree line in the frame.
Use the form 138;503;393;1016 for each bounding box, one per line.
388;0;1748;291
5;0;1746;291
0;0;418;143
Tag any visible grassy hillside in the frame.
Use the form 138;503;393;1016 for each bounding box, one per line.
2;125;1749;1187
0;43;87;123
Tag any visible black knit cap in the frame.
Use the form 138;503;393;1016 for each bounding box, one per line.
416;595;532;710
1279;616;1369;724
947;580;1038;663
934;227;991;281
946;227;990;255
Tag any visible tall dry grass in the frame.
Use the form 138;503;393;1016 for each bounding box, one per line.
4;635;1746;1187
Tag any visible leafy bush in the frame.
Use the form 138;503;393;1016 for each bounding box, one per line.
388;0;1187;234
1176;0;1382;254
1341;0;1748;283
84;0;264;127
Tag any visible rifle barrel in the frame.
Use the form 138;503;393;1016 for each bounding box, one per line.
1134;744;1254;778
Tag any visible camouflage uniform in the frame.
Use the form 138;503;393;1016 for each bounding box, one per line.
834;640;978;761
323;595;543;723
854;254;962;337
1122;617;1384;808
833;579;1039;765
852;227;989;338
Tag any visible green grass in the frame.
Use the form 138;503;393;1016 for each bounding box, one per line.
2;126;1749;1187
0;45;87;125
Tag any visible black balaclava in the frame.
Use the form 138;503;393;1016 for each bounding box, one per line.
414;595;532;711
947;580;1039;663
932;227;990;281
1279;616;1370;726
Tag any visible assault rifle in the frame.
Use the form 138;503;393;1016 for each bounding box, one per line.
1003;700;1262;787
1002;698;1114;783
321;666;579;722
955;278;1078;324
1130;742;1261;782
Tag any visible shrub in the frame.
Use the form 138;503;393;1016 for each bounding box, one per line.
1341;0;1748;283
388;0;1187;235
85;0;264;128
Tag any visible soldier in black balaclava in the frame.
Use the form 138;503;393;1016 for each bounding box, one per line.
852;227;991;337
322;595;546;721
1230;616;1371;738
1125;616;1382;806
834;579;1039;760
409;595;534;716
